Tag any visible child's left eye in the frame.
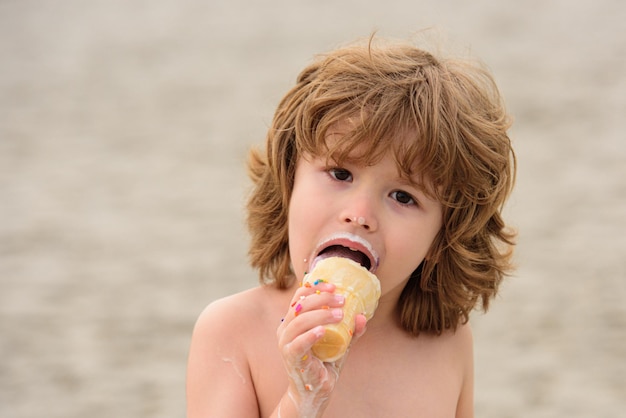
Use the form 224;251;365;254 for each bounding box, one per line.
391;190;416;206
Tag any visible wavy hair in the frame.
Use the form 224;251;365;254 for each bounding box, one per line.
246;38;516;335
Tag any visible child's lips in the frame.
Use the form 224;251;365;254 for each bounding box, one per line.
309;232;379;273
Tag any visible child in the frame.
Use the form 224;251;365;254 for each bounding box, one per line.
187;36;516;418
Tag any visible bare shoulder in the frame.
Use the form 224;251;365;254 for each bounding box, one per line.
448;322;474;418
409;321;473;362
437;322;474;385
186;287;279;418
194;287;271;334
413;322;474;417
447;321;474;355
190;289;258;354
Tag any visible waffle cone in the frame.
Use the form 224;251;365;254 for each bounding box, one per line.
303;257;381;362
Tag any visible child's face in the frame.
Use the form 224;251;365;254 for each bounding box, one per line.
287;144;443;296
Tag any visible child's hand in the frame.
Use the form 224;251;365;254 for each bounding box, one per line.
276;281;363;416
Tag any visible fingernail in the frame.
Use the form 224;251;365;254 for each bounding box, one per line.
332;308;343;319
334;295;345;305
313;326;325;338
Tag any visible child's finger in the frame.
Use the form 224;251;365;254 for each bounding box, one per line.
282;325;326;361
288;292;345;319
352;313;368;340
277;284;343;335
277;306;343;348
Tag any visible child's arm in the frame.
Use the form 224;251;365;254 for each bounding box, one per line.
186;300;260;418
274;282;367;418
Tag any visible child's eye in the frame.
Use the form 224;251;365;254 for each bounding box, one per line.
390;190;416;206
328;168;352;182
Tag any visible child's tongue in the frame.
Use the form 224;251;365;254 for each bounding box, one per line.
313;245;369;270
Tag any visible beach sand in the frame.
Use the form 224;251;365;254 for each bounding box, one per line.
1;0;625;416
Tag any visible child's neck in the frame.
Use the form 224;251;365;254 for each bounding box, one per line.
365;290;403;333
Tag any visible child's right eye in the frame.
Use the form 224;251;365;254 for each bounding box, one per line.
328;168;352;182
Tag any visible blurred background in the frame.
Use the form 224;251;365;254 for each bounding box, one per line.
1;0;624;417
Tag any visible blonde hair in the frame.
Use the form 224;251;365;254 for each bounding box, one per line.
246;38;516;335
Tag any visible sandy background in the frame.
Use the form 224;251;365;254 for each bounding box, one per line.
1;0;625;417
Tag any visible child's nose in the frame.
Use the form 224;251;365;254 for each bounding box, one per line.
340;197;378;231
343;215;373;230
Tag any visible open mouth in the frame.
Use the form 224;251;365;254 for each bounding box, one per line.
316;245;372;271
309;233;379;273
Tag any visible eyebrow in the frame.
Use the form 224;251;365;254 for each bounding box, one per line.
395;171;439;199
396;176;427;193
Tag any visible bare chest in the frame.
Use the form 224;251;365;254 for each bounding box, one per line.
252;329;463;418
324;343;462;417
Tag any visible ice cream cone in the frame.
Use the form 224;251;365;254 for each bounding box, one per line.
303;257;381;362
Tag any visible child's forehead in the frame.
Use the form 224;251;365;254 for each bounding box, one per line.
322;119;409;159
